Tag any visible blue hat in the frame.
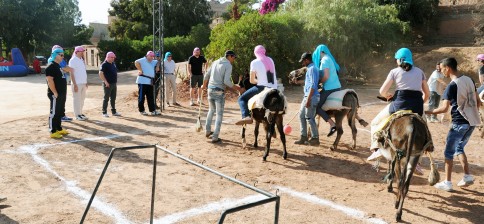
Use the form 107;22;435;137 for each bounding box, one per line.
394;48;413;66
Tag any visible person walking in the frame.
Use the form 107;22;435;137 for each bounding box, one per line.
294;52;321;146
426;62;447;122
426;57;481;191
99;52;121;117
312;44;341;137
69;46;89;121
202;50;243;143
164;52;179;106
135;51;160;115
187;47;207;106
235;45;278;125
46;48;69;138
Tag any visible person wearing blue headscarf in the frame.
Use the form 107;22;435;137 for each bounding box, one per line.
163;51;179;106
46;48;69;138
367;47;430;161
312;44;341;137
49;45;74;122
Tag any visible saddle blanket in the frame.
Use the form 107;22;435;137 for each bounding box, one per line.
248;87;287;111
375;110;413;134
321;89;356;111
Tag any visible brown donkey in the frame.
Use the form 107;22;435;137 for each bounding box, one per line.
376;113;439;222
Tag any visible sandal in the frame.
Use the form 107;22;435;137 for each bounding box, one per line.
327;126;337;137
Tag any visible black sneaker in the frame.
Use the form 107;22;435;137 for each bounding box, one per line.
294;136;308;145
308;138;320;146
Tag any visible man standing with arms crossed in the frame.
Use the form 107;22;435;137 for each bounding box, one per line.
426;57;481;191
69;46;88;121
202;50;243;143
188;47;207;106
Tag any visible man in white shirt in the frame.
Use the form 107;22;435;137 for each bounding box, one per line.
135;51;160;115
68;46;88;121
163;52;179;106
427;62;447;122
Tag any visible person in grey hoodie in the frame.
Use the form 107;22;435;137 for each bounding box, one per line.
202;50;243;143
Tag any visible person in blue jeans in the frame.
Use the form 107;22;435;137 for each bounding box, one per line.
426;57;482;192
294;52;320;146
235;45;278;125
202;50;243;143
312;44;341;137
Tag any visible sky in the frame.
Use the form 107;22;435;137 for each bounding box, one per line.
78;0;238;25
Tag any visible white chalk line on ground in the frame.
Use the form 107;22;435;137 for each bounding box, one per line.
14;135;133;224
151;194;266;224
276;186;387;224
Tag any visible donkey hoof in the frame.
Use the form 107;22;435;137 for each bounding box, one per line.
396;214;402;222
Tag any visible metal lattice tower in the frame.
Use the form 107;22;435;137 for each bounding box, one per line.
153;0;164;112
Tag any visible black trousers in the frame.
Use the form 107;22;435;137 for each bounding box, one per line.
138;84;155;112
154;72;161;104
48;92;66;133
102;83;117;114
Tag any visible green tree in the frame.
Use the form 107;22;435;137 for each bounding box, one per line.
206;12;305;83
109;0;213;40
0;0;91;57
378;0;439;26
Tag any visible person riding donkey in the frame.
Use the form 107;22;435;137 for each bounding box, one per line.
312;44;341;137
368;48;430;162
235;45;278;125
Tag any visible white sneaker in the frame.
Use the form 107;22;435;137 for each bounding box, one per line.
76;115;86;121
190;101;194;106
140;111;148;116
457;175;474;187
367;150;383;161
434;181;453;192
102;113;109;118
112;112;121;116
151;111;161;116
81;114;88;120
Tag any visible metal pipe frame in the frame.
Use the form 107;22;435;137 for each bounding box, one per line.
152;0;164;112
156;145;280;223
80;145;158;224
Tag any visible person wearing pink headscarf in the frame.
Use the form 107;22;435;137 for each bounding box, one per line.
69;46;89;121
99;51;121;117
235;45;278;125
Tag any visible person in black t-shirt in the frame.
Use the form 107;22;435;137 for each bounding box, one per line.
187;47;207;106
99;51;121;117
46;48;69;138
425;57;482;192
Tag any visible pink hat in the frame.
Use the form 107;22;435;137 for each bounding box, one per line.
74;46;85;52
146;51;155;57
52;45;63;52
106;51;116;58
477;54;484;61
193;47;200;55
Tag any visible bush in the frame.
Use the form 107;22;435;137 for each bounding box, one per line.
206;12;305;83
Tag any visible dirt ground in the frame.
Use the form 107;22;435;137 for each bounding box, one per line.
0;57;483;224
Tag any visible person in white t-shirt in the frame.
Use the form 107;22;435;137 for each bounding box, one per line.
68;46;89;121
235;45;278;125
426;62;447;122
163;52;179;106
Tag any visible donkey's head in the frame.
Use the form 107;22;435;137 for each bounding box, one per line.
288;67;307;84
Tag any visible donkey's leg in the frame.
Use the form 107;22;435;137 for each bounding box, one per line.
348;109;358;150
253;121;260;148
331;111;345;151
276;114;287;159
241;126;246;149
396;155;419;222
356;114;369;127
263;120;272;161
387;160;394;193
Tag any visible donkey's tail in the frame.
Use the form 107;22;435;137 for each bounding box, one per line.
346;92;368;127
427;151;440;186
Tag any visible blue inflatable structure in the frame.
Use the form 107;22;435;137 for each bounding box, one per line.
0;48;29;77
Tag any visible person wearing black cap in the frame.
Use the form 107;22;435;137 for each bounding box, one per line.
294;52;320;145
202;50;243;143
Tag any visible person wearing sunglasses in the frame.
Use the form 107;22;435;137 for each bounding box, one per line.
46;48;69;138
48;45;73;122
